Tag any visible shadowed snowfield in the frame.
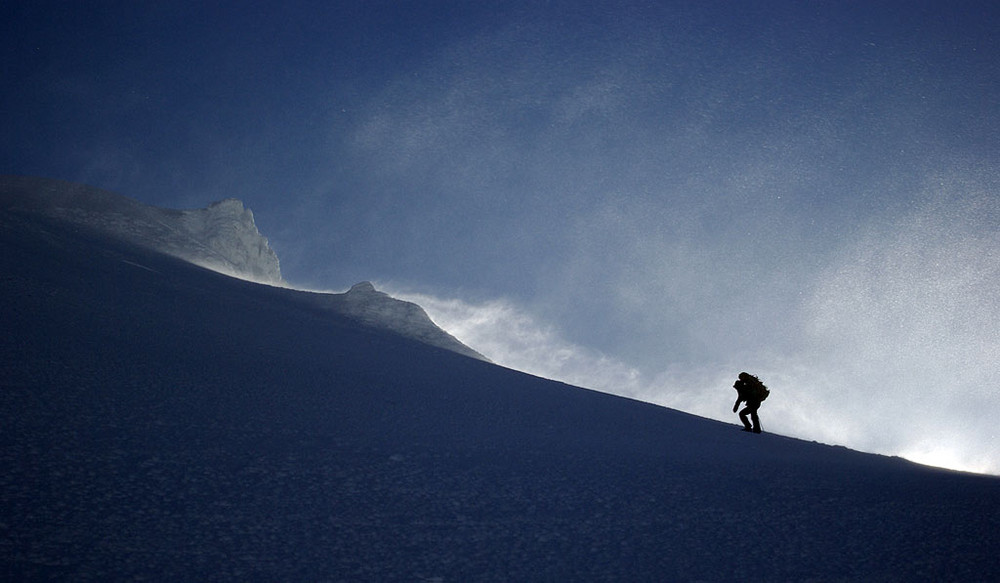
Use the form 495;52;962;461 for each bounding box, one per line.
1;178;997;581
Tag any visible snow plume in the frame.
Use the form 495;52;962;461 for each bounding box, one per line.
389;290;646;393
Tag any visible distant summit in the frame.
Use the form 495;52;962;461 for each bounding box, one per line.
0;175;283;285
349;281;377;294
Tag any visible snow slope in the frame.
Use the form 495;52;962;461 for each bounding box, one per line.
1;180;998;581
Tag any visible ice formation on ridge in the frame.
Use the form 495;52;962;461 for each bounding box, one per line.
0;175;283;285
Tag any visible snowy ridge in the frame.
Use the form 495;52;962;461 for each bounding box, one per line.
0;175;484;360
0;175;283;285
314;281;487;361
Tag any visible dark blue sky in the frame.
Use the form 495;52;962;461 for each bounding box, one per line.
3;1;999;472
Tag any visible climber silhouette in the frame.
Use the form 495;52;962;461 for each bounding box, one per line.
732;372;769;433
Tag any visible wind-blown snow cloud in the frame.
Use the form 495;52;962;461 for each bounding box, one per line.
790;172;1000;473
388;290;646;394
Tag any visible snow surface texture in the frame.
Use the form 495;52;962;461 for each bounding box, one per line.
2;179;999;581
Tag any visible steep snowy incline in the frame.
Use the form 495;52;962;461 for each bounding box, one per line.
0;175;283;285
1;176;998;581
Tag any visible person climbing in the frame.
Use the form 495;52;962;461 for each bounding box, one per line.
732;372;769;433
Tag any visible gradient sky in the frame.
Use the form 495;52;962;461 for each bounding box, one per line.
3;1;998;473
